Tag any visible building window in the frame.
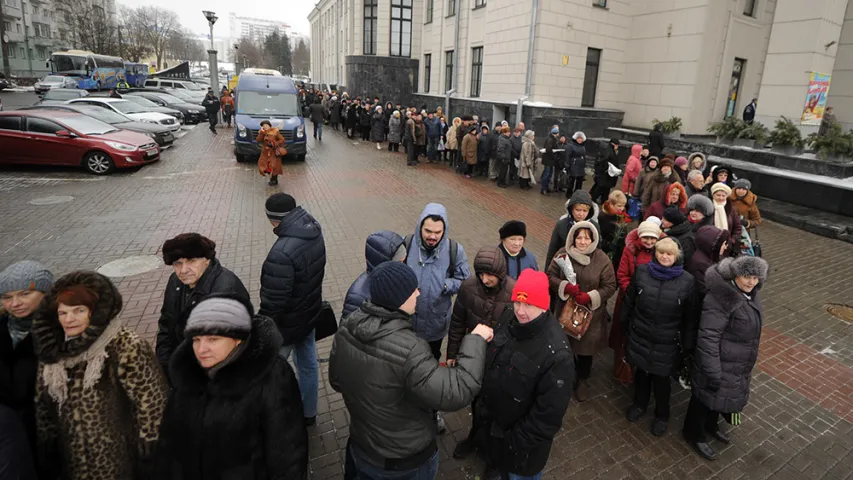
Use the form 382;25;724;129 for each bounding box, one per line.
593;0;607;7
16;23;21;33
470;46;483;97
581;47;601;107
363;0;377;55
725;58;746;118
2;21;9;32
390;0;412;57
8;44;15;58
744;0;756;17
425;0;433;23
445;50;454;91
474;0;486;8
447;0;456;16
424;54;431;92
19;47;25;58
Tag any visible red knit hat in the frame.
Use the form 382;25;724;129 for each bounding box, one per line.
511;270;551;311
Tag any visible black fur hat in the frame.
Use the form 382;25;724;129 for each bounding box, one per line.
162;233;216;265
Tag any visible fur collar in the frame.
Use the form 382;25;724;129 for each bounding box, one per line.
169;316;283;396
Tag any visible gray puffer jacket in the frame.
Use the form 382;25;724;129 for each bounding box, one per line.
329;302;486;467
692;258;764;413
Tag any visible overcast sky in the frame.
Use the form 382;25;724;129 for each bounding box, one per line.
115;0;313;37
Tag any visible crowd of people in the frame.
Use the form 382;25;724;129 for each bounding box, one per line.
0;89;772;478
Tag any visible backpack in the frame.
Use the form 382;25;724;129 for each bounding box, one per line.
404;234;459;279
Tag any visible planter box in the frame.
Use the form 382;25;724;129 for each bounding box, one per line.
771;144;802;156
817;151;850;163
716;136;734;145
733;138;756;148
665;131;682;139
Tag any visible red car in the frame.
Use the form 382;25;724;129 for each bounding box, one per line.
0;110;160;175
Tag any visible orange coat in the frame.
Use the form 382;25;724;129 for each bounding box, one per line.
729;191;761;227
257;127;285;176
220;94;235;112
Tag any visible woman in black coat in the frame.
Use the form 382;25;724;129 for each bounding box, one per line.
359;104;372;141
683;256;768;461
157;296;308;479
565;132;587;198
371;107;386;147
621;238;696;437
648;123;665;158
346;103;359;138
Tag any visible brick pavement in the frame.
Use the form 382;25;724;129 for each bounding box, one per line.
1;124;853;479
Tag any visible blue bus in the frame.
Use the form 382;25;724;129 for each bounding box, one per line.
233;74;307;162
48;50;125;91
124;62;149;87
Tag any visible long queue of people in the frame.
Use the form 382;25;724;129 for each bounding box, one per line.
0;128;768;478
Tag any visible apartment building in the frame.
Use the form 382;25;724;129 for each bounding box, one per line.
1;0;62;77
228;13;291;44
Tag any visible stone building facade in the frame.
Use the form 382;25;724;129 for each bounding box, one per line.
309;0;853;135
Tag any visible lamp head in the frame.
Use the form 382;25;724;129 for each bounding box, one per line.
203;11;218;25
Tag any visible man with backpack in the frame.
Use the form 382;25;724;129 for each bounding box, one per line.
405;203;471;433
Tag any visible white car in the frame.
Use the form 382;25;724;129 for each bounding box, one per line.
67;98;182;133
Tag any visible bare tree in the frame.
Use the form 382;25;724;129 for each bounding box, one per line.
134;6;179;70
168;29;206;67
118;6;152;62
55;0;119;55
232;37;264;70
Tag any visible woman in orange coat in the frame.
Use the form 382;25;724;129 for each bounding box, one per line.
257;120;285;186
220;90;235;128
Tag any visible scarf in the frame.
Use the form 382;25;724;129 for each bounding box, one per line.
205;337;250;379
42;320;124;413
567;246;593;266
648;261;683;281
714;202;729;231
7;315;33;348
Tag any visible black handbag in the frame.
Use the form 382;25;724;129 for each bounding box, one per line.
313;301;338;341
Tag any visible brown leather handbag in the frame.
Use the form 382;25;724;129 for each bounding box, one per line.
558;295;593;340
275;145;288;157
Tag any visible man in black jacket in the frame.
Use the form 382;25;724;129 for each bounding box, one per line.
590;138;620;204
0;261;53;466
201;89;220;134
259;192;327;426
156;233;251;376
540;127;560;195
471;270;573;479
309;96;327;141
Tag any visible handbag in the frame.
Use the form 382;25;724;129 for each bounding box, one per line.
627;197;642;221
613;340;633;385
313;301;338;341
607;162;622;178
557;295;593;340
275;146;288;157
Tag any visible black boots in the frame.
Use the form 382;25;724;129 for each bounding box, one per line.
268;175;278;186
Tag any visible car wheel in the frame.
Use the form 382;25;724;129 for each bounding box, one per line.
235;153;247;163
83;151;115;175
297;154;306;162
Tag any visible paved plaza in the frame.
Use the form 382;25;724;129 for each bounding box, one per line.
1;125;852;479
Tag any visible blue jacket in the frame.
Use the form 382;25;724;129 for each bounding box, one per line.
425;117;442;138
406;203;471;342
499;244;539;280
342;231;406;319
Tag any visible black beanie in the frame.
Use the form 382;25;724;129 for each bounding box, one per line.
499;220;527;239
265;193;296;220
369;262;419;311
663;206;686;226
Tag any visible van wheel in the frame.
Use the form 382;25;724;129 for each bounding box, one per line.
235;153;247;163
83;151;115;175
297;154;306;162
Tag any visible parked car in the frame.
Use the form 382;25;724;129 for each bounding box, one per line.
34;75;79;94
0;110;160;175
20;104;175;147
0;73;8;91
144;78;207;102
166;88;203;105
67;98;181;133
34;88;90;105
119;94;185;123
125;91;207;124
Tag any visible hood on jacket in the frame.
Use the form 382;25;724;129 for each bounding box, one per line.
345;301;412;345
695;225;728;262
661;182;688;209
274;206;322;241
688;152;707;172
32;270;123;363
169;315;283;395
710;165;733;185
630;144;643;158
414;203;449;250
473;246;507;280
365;231;406;273
566;220;601;252
565;190;596;220
643;156;660;171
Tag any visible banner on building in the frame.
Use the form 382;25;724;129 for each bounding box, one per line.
800;72;831;125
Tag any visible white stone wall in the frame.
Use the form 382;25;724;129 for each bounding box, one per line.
823;0;853;131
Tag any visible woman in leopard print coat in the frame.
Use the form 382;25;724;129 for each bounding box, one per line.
31;271;168;480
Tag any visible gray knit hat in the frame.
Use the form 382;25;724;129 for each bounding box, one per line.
0;261;53;294
185;297;252;340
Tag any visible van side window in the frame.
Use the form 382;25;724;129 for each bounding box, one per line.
145;80;157;87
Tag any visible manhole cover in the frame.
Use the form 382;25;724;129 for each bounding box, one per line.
825;304;853;323
96;255;163;278
29;195;74;205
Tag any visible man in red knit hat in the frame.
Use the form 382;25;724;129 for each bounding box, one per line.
464;270;574;480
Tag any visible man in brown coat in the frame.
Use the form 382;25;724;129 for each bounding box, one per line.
447;245;515;459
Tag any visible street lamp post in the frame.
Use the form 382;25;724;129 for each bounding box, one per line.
202;10;219;94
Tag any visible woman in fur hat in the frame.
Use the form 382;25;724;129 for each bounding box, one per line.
547;221;617;402
729;178;762;228
687;194;715;232
710;183;743;252
256;120;285;186
641;156;680;212
688;152;707;176
32;271;168;480
683;256;769;461
156;296;308;479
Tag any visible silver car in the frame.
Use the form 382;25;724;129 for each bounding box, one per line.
35;75;79;94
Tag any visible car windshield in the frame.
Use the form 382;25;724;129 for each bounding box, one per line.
182;82;203;91
170;90;194;100
109;101;148;114
60;116;119;135
236;91;300;116
43;76;67;83
153;93;185;105
44;90;82;100
72;107;128;124
124;95;158;108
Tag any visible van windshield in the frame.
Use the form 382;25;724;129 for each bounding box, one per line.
237;91;299;116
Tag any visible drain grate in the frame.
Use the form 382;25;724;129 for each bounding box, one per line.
825;304;853;323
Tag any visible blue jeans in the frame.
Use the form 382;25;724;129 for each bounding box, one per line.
540;166;554;193
313;121;323;139
348;442;439;480
279;329;318;418
508;473;543;480
426;136;440;160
